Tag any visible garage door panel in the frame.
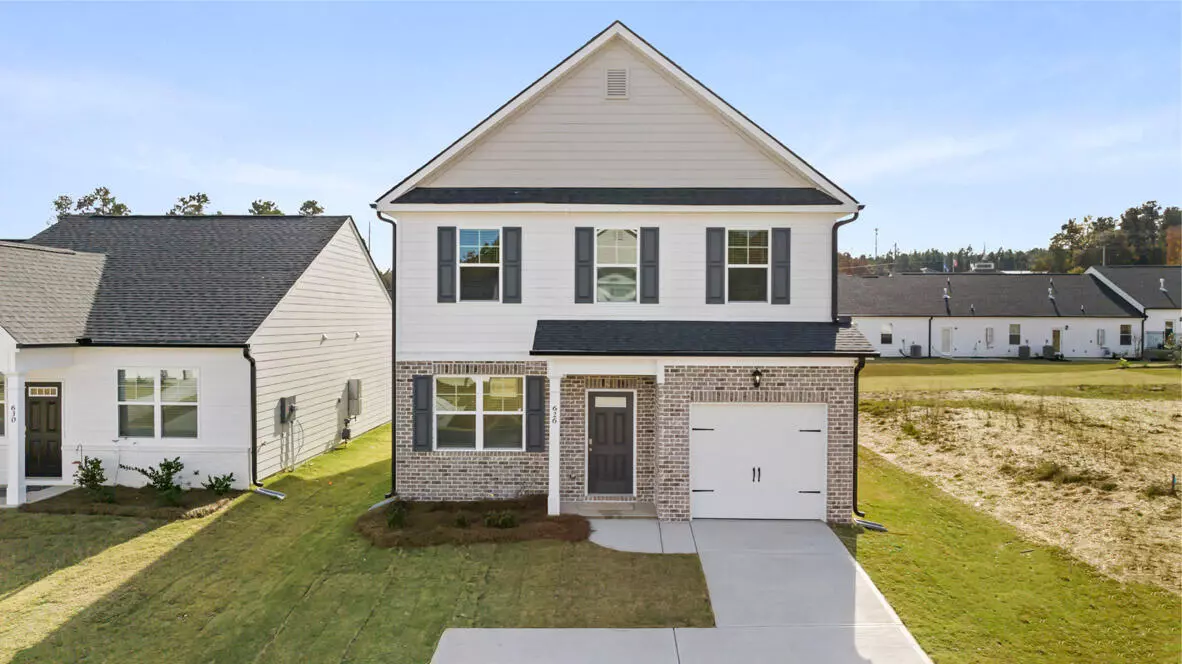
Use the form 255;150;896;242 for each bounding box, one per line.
690;403;827;520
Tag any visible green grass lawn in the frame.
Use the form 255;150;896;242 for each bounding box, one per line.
837;449;1181;664
862;359;1181;399
0;426;712;664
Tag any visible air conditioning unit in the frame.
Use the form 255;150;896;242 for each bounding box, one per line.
909;344;923;358
1042;345;1056;359
1018;345;1031;359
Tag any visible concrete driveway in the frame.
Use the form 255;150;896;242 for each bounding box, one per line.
431;520;930;664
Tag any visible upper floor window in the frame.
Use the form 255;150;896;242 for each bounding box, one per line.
596;229;638;303
727;230;769;302
1008;324;1021;346
434;376;524;450
117;368;199;438
459;229;500;301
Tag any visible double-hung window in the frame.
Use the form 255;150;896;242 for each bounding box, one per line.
459;229;501;301
1008;324;1021;346
727;230;769;302
596;229;638;302
0;373;5;436
1119;324;1132;346
880;324;893;345
435;376;524;450
118;368;199;438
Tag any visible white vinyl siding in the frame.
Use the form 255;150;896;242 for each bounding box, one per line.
397;211;836;359
422;40;812;189
852;316;1140;359
248;222;393;480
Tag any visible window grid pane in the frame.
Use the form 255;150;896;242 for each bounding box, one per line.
119;405;155;437
483;377;523;412
597;267;638;303
435;378;477;411
596;229;638;266
459;265;500;301
727;267;768;302
118;369;155;402
160;368;198;403
459;229;501;265
162;405;198;438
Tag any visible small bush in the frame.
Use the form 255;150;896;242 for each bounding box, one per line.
483;510;519;529
201;473;236;496
73;456;114;502
120;457;184;506
1118;358;1130;370
1143;481;1178;499
454;513;472;528
900;422;922;440
386;500;410;528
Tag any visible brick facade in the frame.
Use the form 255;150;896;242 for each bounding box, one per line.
396;360;856;524
395;361;549;501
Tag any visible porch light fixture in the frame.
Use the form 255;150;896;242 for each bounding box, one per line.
751;369;763;389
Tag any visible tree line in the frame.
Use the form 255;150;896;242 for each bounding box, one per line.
840;200;1181;276
51;186;325;219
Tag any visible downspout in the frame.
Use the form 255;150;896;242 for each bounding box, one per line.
927;316;934;357
831;205;865;321
374;207;398;498
243;346;259;486
852;356;867;518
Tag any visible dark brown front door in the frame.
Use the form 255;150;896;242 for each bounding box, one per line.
25;383;63;478
587;392;633;494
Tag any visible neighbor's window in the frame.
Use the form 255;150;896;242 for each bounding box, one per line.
0;373;5;436
1096;328;1106;346
985;327;995;348
118;368;199;438
459;229;501;301
880;324;893;345
434;376;524;450
596;229;638;302
727;230;769;302
1119;324;1132;346
1008;324;1021;346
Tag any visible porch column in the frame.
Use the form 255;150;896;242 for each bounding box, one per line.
5;372;25;506
546;371;562;515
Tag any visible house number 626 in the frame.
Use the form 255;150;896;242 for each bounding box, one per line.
550;405;559;425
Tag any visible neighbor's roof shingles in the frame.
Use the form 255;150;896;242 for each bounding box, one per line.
838;273;1143;318
1091;266;1182;311
29;215;349;345
0;241;105;344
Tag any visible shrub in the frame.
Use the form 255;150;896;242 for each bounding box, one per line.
120;457;184;506
73;456;114;502
201;473;236;496
386;500;410;529
1143;481;1178;499
1118;357;1130;370
483;510;519;529
900;421;922;440
454;513;472;528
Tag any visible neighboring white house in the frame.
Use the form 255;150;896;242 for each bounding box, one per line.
1087;265;1182;357
375;22;877;524
1;215;391;506
840;273;1143;358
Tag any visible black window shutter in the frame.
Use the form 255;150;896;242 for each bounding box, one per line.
503;227;522;303
525;375;546;452
639;227;659;303
437;227;457;303
705;227;725;304
412;375;433;451
771;228;791;305
575;227;594;303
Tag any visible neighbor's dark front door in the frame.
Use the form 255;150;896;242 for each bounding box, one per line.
587;392;633;494
25;383;63;478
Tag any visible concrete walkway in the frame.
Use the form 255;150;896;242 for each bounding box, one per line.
431;520;931;664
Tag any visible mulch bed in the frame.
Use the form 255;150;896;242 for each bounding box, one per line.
19;486;243;520
356;495;590;548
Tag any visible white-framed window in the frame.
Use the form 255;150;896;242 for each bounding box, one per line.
726;229;769;302
434;376;524;450
0;373;5;437
458;229;501;301
117;368;199;438
1008;324;1021;346
595;229;639;303
1097;328;1106;346
880;324;893;345
1119;324;1133;346
985;327;995;348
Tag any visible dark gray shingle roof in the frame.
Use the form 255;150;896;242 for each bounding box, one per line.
29;215;350;345
531;320;877;357
838;273;1142;318
393;187;842;206
0;242;105;344
1091;266;1181;310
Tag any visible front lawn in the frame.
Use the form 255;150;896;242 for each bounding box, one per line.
837;449;1181;664
861;359;1181;400
0;426;712;663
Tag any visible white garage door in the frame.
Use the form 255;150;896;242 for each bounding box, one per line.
690;403;828;520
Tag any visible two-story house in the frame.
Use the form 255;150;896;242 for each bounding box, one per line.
374;22;876;523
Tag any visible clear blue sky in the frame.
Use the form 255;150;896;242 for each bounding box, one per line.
1;2;1178;269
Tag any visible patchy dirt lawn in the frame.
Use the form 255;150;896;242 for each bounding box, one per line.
861;391;1182;592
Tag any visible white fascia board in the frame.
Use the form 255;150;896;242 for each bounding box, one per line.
1085;267;1147;314
379;203;859;216
375;22;858;209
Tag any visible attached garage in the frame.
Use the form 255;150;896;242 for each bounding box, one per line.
689;403;828;520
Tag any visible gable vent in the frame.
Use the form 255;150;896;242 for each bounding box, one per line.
605;68;629;99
